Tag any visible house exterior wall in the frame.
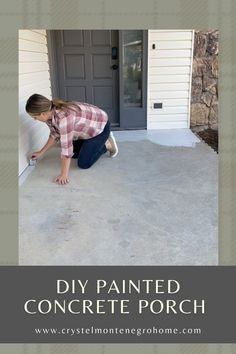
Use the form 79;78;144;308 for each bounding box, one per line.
147;30;194;129
191;30;219;131
19;30;52;175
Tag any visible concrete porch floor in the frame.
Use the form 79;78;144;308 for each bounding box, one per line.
19;130;218;265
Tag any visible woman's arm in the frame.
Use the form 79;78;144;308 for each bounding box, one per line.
54;112;75;185
54;157;71;185
31;136;57;159
40;136;57;154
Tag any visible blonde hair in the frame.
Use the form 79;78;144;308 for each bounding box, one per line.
25;94;77;115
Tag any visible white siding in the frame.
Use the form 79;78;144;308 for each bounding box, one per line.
147;30;194;129
19;30;52;175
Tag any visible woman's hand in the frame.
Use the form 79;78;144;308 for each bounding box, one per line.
54;174;69;185
55;158;71;185
31;151;43;160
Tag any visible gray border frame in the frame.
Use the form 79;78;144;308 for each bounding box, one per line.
1;0;236;352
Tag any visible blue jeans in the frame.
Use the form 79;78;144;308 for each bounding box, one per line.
73;120;111;169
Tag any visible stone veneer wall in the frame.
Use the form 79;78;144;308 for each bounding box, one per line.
190;30;219;131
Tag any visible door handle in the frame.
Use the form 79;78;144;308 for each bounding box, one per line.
111;64;118;70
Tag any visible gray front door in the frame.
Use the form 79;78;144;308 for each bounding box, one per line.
53;30;119;126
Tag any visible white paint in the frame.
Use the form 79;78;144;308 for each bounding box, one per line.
19;29;52;176
18;165;36;186
113;129;200;148
147;30;194;130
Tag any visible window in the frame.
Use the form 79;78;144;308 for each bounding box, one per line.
122;30;143;107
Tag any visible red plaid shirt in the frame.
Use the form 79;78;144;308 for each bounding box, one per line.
46;102;108;158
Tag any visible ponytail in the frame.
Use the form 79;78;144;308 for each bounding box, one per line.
51;98;78;111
